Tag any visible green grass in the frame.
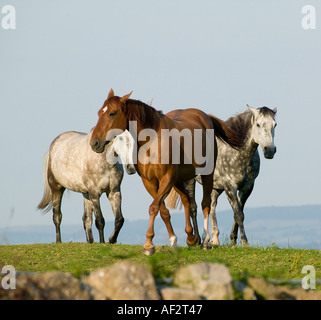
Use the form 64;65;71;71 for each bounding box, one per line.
0;243;320;286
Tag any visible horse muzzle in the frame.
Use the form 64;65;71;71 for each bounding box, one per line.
125;164;136;175
263;146;277;159
91;138;107;153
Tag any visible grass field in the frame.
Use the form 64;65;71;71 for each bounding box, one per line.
1;243;320;288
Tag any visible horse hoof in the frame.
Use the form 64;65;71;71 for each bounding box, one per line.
210;239;220;247
143;247;155;256
241;240;249;247
170;245;178;253
186;235;197;247
169;235;177;247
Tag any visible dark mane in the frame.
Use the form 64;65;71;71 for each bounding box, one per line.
225;111;252;143
258;106;276;118
122;99;164;131
225;106;276;143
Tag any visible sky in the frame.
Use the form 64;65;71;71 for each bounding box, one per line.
0;1;320;233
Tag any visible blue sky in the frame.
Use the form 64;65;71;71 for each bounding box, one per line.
0;1;320;231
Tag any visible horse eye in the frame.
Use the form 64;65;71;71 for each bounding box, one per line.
109;111;117;117
256;123;260;128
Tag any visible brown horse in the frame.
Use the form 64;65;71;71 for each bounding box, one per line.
90;89;242;255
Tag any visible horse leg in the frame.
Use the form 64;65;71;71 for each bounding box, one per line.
90;194;105;243
142;175;176;255
82;195;94;243
159;202;177;248
209;188;223;246
106;189;124;244
232;183;254;246
47;169;65;243
184;178;200;245
174;182;197;247
51;187;65;243
224;184;248;246
47;168;65;243
200;173;214;249
141;178;160;255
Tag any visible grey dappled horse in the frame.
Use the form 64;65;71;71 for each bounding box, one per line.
37;129;136;244
167;106;277;248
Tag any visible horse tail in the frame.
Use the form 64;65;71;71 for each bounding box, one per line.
37;152;53;214
166;188;182;210
208;114;243;148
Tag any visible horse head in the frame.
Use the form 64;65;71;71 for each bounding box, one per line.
248;105;277;159
91;89;132;153
111;130;136;175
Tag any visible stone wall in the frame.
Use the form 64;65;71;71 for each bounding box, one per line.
1;260;320;300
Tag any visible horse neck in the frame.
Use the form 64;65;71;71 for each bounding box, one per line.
227;112;258;161
242;126;259;160
124;100;163;147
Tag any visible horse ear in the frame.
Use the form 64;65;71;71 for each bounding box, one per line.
273;107;277;114
107;88;114;100
120;91;133;104
247;105;258;116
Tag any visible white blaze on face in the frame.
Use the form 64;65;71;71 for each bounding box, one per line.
102;106;108;114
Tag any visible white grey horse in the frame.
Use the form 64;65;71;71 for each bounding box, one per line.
37;129;136;243
167;106;277;248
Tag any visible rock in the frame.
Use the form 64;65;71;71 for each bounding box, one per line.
0;271;92;300
244;278;321;300
242;286;257;300
278;285;321;300
234;280;257;300
174;263;234;300
247;278;295;300
83;260;160;300
160;287;202;300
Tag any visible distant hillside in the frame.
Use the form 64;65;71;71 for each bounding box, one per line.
1;205;321;249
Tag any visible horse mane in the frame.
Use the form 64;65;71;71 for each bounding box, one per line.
208;115;244;148
225;106;276;144
225;111;252;143
122;99;164;131
258;106;277;118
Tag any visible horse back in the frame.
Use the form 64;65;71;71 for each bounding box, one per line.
48;131;110;193
165;108;213;130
